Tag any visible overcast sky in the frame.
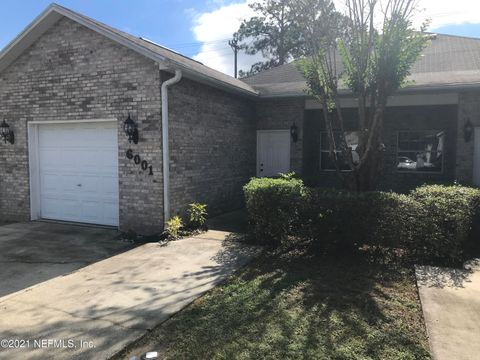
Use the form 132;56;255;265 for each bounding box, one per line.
1;0;480;76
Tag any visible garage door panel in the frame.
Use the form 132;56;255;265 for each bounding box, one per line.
75;150;102;168
98;150;118;166
41;196;81;220
39;149;64;167
80;176;101;193
102;201;120;225
41;174;62;192
81;200;101;222
101;176;119;195
38;122;119;226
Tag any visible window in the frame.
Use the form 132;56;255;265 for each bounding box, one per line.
320;131;360;171
397;131;445;173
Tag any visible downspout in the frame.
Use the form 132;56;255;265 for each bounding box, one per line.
160;67;182;226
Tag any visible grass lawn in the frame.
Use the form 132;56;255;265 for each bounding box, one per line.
114;241;430;360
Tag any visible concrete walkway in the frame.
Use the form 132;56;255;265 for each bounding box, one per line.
416;260;480;360
0;230;258;360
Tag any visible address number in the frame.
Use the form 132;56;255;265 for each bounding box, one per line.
126;149;153;175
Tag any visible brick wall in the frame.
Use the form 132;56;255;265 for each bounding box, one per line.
256;98;305;173
168;77;256;217
0;17;164;233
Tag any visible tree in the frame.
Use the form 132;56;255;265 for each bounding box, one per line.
297;0;429;191
236;0;335;77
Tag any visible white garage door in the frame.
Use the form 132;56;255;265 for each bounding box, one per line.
38;122;119;226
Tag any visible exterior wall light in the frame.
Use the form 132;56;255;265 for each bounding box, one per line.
0;119;14;144
464;119;474;142
123;113;138;144
290;123;298;142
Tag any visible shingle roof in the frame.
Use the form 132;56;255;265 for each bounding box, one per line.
0;4;258;97
242;34;480;97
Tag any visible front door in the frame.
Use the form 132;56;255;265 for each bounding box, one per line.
474;127;480;186
257;130;291;177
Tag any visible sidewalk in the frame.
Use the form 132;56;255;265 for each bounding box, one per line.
416;261;480;360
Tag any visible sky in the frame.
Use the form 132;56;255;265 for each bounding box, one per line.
1;0;480;77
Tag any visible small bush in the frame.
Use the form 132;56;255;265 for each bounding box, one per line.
409;184;480;265
243;176;306;245
187;203;208;229
165;216;183;240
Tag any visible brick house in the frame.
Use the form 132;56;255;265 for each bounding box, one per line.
0;4;479;233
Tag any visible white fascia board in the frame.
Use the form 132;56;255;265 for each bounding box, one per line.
305;93;459;109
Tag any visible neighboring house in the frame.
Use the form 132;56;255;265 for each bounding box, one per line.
0;4;479;233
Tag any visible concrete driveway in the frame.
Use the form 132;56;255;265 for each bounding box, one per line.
0;221;132;298
0;229;258;360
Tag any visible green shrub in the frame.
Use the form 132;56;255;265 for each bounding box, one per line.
244;179;480;265
303;185;480;264
166;216;183;240
302;189;420;254
187;203;208;229
301;188;361;252
357;192;422;251
409;184;480;265
243;176;306;245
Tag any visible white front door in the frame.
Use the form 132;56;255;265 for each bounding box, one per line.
37;122;119;226
474;127;480;186
257;130;291;177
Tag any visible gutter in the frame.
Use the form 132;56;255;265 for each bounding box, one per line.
160;67;182;226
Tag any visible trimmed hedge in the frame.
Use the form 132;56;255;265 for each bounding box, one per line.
243;176;306;245
302;189;421;254
410;185;480;264
244;178;480;265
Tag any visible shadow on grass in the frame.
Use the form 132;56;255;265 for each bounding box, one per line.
117;241;431;360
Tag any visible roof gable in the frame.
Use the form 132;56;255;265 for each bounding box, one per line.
0;3;257;97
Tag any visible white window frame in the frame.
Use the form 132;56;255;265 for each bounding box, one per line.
396;130;446;175
319;131;357;172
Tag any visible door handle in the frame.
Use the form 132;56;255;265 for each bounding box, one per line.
77;184;82;187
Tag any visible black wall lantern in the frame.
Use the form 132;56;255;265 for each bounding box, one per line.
290;123;298;143
0;119;14;144
464;119;474;143
123;113;138;144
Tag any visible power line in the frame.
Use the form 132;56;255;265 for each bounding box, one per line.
194;50;240;61
162;38;230;48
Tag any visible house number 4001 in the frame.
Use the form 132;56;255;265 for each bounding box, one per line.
126;149;153;175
